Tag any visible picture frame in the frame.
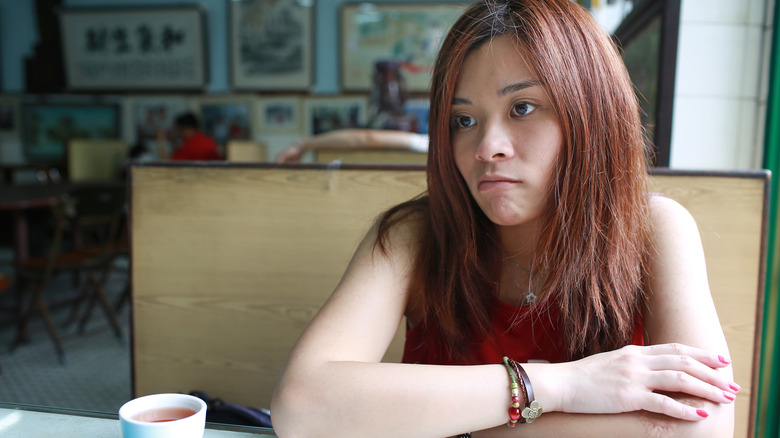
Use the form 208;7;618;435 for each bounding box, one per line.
613;0;680;167
193;96;255;150
256;96;303;135
304;96;368;136
125;96;190;157
230;0;313;91
340;2;466;93
22;102;121;163
403;97;431;134
0;95;21;139
59;7;208;91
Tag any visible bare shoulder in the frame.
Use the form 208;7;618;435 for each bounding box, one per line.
648;194;694;222
372;201;428;257
647;195;700;242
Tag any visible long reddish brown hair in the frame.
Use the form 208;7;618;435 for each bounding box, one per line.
377;0;651;361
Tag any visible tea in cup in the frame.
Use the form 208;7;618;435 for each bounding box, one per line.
119;393;207;438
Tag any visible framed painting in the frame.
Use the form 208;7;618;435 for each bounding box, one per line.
230;0;313;91
127;96;189;148
613;0;680;167
0;95;21;139
340;2;466;93
403;97;431;134
59;7;207;90
194;96;255;149
257;96;303;135
22;103;121;163
304;96;368;135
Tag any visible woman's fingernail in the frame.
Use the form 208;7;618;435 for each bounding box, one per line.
723;391;736;401
729;382;742;392
697;409;709;418
718;355;731;365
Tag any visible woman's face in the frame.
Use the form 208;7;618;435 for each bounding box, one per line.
451;35;563;229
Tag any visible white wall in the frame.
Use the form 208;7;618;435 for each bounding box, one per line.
670;0;775;169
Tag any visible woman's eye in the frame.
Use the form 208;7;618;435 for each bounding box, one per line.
451;115;476;129
511;102;537;117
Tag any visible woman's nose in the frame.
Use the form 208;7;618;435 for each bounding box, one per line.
476;121;515;161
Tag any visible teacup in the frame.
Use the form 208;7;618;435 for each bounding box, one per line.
119;393;207;438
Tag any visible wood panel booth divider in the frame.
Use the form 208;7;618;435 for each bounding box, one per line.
129;162;768;438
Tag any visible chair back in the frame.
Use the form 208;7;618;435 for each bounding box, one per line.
68;184;127;255
226;140;266;162
67;139;128;182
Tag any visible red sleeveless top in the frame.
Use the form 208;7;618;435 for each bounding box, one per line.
402;298;645;365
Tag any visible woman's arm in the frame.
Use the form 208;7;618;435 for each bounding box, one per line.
271;220;511;437
275;129;427;162
271;202;736;438
640;195;735;433
472;196;737;438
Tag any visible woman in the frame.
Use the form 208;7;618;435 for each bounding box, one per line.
271;1;737;437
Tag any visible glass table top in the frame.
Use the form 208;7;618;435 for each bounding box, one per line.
0;402;277;437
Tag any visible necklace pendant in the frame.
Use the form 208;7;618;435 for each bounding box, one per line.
524;290;537;305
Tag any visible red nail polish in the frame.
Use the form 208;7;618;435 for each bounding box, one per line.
723;391;736;401
718;355;731;365
697;409;709;418
729;382;742;392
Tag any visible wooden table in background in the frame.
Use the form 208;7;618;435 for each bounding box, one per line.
0;183;71;263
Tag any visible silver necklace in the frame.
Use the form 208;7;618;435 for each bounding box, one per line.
502;258;537;305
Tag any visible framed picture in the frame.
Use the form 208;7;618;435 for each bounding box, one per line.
22;103;121;163
403;97;431;134
230;0;313;91
194;96;255;149
59;7;207;90
257;96;302;135
340;2;466;93
613;0;680;167
0;96;21;139
304;96;368;136
127;96;189;147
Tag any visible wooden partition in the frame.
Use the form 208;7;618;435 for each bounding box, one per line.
130;163;427;410
130;164;767;437
647;170;769;438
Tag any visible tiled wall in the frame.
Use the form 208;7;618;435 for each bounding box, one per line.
671;0;775;169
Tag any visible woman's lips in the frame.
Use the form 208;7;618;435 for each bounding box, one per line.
478;178;518;191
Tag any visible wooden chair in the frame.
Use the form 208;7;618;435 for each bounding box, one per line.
130;164;767;438
67;139;128;182
12;184;127;363
226;140;267;162
315;148;427;164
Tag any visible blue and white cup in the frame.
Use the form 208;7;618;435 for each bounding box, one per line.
119;393;207;438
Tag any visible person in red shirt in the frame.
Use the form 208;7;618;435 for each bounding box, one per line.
158;112;220;161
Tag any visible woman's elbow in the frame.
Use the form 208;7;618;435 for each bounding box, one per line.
641;402;734;438
271;375;319;438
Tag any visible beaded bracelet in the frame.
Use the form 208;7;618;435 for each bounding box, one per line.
501;356;522;427
507;358;543;424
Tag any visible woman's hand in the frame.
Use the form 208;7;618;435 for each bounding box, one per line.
533;343;738;421
276;142;304;163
